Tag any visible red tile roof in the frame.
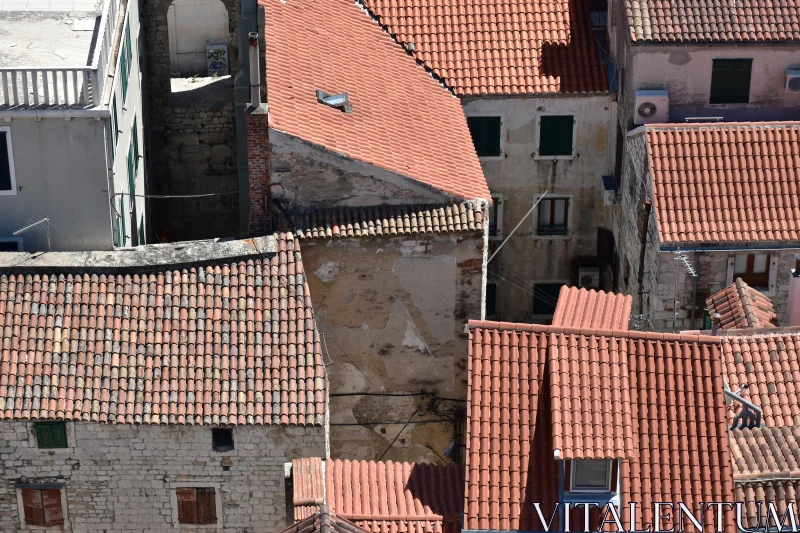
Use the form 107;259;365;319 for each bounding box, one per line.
293;457;326;520
291;458;465;533
736;479;800;530
706;279;777;330
294;202;484;240
360;0;609;96
625;0;800;43
281;505;370;533
645;122;800;244
0;234;326;426
260;0;490;201
722;333;800;427
467;321;735;531
551;286;633;330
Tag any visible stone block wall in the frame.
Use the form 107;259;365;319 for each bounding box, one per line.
0;422;325;532
298;232;484;463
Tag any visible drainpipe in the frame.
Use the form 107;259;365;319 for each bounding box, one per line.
690;251;699;329
249;32;260;105
636;200;652;314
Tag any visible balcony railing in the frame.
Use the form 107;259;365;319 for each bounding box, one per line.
0;0;120;108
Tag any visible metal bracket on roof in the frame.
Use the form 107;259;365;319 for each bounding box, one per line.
725;383;762;430
316;90;353;113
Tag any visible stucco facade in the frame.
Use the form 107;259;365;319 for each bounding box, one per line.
299;231;483;462
0;421;325;532
461;95;617;322
0;0;146;252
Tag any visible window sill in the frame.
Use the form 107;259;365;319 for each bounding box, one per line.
535;231;570;240
533;154;576;161
0;189;18;196
477;154;504;161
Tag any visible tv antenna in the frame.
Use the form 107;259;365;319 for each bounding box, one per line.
14;217;52;251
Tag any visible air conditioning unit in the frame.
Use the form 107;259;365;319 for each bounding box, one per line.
634;89;669;124
578;267;600;289
602;175;617;205
786;69;800;93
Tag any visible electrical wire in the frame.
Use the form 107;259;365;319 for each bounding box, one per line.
377;409;417;461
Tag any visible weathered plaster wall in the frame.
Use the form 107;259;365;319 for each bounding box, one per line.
298;233;483;463
142;0;240;243
268;130;455;210
167;0;231;76
0;422;324;532
461;95;616;322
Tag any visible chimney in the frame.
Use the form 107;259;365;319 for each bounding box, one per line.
711;313;722;336
786;254;800;326
249;32;261;105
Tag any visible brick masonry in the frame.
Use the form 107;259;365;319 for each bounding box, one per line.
142;0;241;243
0;422;325;532
247;108;271;237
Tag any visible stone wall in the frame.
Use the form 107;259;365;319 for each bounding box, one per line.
0;422;325;532
142;0;241;243
298;232;484;463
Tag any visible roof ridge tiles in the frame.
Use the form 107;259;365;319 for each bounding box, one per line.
468;320;721;343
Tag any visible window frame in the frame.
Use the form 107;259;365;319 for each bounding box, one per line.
0;126;18;196
535;115;577;159
709;58;752;105
15;484;68;529
0;237;23;251
568;459;614;493
731;253;771;289
536;197;571;237
170;482;222;529
466;114;503;159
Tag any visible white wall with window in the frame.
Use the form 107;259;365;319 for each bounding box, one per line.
726;252;778;294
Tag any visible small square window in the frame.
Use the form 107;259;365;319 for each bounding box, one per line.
35;422;68;449
570;459;613;492
212;428;234;452
538;198;569;236
532;283;563;316
539;115;574;157
467;116;501;157
486;283;497;317
177;487;218;525
710;59;752;104
20;487;64;526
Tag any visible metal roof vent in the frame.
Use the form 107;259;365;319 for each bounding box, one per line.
316;90;352;113
725;383;762;430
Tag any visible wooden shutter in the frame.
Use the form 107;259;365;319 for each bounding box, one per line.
37;422;68;448
0;132;11;191
41;489;64;526
197;488;217;525
21;489;45;526
539;116;573;156
176;488;198;524
467;117;501;157
710;59;752;104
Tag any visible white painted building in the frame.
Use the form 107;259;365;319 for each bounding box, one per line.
0;0;146;251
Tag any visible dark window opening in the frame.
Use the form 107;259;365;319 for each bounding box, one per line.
734;254;769;289
467;116;501;157
0;131;12;192
488;196;500;236
486;283;497;317
212;428;234;452
0;240;20;251
710;59;752;104
21;488;63;527
177;487;218;525
538;198;569;236
35;422;68;449
532;283;564;316
539;115;574;156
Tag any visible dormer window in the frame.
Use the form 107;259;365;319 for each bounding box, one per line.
569;459;615;493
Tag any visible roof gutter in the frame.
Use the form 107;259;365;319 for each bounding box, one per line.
660;243;800;253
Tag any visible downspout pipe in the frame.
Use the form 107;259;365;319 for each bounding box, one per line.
636;200;652;314
248;32;260;105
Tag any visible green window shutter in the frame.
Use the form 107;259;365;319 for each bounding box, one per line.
132;119;139;174
467;117;501;157
710;59;752;104
111;95;119;146
36;422;67;449
0;132;11;191
120;198;126;246
138;216;145;245
539;116;574;156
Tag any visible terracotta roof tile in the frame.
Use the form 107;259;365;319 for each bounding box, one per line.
722;333;800;428
360;0;610;96
466;321;734;531
0;233;326;426
281;505;370;533
736;479;800;530
706;279;777;330
261;0;490;201
645;122;800;244
551;286;633;330
293;458;326;520
625;0;800;43
294;202;484;240
325;459;464;533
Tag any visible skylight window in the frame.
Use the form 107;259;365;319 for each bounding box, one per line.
316;90;353;113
